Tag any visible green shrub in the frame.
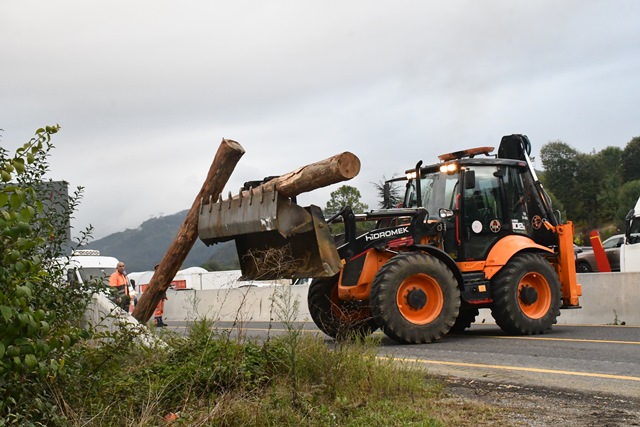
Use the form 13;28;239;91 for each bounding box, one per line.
0;126;98;426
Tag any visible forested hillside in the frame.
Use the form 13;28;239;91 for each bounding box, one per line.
83;210;239;272
539;136;640;244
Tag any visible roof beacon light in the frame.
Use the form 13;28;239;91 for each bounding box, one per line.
438;146;495;162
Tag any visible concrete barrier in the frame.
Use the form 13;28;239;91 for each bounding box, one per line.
163;272;640;327
82;293;166;347
163;285;312;324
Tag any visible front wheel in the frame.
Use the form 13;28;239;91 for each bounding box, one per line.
370;252;460;344
576;261;592;273
307;276;377;340
490;252;561;335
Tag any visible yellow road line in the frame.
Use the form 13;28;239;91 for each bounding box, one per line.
560;324;640;328
382;357;640;382
469;335;640;345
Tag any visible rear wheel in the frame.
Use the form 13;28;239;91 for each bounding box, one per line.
307;276;377;340
370;252;460;344
491;252;561;335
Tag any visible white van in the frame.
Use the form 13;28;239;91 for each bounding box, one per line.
60;250;136;301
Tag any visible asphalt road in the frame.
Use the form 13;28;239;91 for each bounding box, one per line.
166;320;640;400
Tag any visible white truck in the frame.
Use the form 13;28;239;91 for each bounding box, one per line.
62;249;119;285
620;196;640;272
60;250;136;302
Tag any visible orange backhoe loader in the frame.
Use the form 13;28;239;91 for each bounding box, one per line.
198;134;582;344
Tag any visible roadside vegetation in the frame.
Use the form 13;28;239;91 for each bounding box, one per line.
539;136;640;244
49;321;500;426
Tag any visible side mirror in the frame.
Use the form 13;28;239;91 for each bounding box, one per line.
625;209;635;242
464;170;476;190
130;279;136;290
439;208;454;219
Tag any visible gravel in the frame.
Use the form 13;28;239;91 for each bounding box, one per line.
440;375;640;426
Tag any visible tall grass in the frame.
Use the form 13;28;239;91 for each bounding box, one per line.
49;319;451;427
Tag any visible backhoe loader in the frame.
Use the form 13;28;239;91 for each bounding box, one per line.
198;134;582;344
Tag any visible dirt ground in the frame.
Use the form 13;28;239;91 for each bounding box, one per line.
439;375;640;427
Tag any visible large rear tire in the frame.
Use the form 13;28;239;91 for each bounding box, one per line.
490;252;561;335
370;252;460;344
307;276;377;340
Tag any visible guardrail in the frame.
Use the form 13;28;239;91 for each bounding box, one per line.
162;273;640;327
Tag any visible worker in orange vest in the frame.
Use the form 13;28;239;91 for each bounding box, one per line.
109;261;131;311
154;291;168;327
152;264;169;327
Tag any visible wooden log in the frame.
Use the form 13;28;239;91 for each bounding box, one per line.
267;151;360;198
208;151;360;203
132;138;245;323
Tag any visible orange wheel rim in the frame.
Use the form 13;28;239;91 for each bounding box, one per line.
330;284;371;323
517;272;551;319
396;273;444;325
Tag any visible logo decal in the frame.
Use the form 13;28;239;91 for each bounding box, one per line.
489;219;501;233
511;219;526;231
532;215;543;230
365;226;410;241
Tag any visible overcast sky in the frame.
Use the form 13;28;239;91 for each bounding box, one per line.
2;1;639;240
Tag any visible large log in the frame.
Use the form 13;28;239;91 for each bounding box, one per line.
132;138;245;323
215;151;360;202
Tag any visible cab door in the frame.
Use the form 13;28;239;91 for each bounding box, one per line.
461;166;519;260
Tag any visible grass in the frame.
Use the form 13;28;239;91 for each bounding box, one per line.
45;318;522;427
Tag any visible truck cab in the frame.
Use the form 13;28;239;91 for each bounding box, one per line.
59;250;135;299
621;197;640;272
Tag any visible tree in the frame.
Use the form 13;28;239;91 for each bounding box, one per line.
595;146;624;222
540;141;580;220
324;185;369;215
372;175;403;209
541;141;628;229
617;180;640;227
622;137;640;182
324;185;370;236
0;126;96;424
574;153;604;228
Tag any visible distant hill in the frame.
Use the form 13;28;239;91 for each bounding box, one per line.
82;210;239;273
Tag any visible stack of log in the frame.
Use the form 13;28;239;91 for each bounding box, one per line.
132;138;360;324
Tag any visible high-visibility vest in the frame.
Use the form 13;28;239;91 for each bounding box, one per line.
154;295;168;317
109;272;130;299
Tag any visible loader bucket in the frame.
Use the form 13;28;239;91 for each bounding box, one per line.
198;190;342;280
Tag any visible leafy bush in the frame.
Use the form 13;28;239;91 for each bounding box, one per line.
0;126;98;425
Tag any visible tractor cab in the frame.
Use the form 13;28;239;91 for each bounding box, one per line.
402;141;558;262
